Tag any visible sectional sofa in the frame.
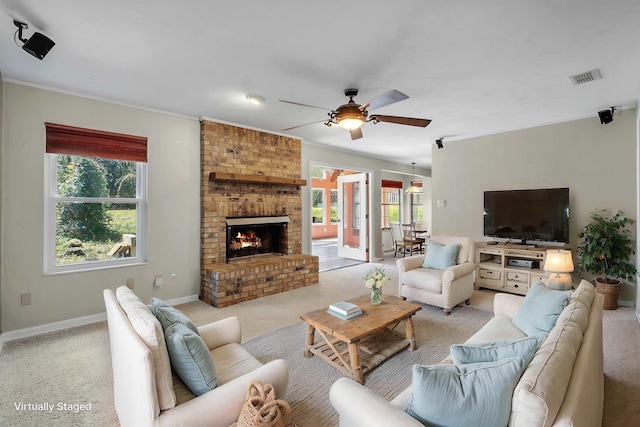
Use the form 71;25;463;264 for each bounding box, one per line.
330;280;604;426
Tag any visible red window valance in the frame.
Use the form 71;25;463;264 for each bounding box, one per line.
45;122;147;162
381;179;403;189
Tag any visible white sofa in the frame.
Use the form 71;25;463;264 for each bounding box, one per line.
330;280;604;427
397;236;476;315
104;287;289;427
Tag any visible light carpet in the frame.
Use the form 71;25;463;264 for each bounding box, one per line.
243;304;493;426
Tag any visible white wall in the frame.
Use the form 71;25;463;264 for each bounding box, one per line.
0;72;3;332
1;83;201;331
432;109;637;304
301;142;430;260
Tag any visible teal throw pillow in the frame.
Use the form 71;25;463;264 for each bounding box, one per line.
164;323;217;396
451;337;539;367
152;298;199;335
405;358;526;427
421;240;460;270
512;281;571;340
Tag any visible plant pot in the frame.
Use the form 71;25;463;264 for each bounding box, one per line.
595;278;621;310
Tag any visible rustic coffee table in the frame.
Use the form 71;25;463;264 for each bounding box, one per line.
299;295;422;384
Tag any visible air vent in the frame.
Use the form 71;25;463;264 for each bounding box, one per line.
568;69;602;85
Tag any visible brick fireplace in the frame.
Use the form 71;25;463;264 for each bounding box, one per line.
200;120;319;307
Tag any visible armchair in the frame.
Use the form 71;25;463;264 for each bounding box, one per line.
104;287;289;427
397;235;475;315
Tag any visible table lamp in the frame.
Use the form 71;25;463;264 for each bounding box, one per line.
544;249;574;291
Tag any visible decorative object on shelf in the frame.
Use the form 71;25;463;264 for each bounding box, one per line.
543;249;574;291
577;210;637;309
405;162;422;193
364;266;389;305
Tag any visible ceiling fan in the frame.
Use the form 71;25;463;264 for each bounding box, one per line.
279;89;431;140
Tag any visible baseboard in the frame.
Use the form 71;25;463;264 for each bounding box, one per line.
618;299;635;308
636;311;640;324
0;294;199;353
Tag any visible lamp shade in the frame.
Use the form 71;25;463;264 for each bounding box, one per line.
543;249;574;273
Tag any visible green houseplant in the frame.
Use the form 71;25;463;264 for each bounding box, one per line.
577;210;637;309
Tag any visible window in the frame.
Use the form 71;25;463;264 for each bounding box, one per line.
330;189;338;223
44;123;147;273
381;181;401;229
411;193;423;224
311;188;324;224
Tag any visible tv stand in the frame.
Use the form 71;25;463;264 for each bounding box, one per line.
475;242;550;296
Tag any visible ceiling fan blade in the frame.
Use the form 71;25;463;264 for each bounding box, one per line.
370;115;431;127
362;89;409;111
278;100;333;111
350;128;363;140
281;119;327;131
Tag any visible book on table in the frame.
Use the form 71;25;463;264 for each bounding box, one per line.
327;308;362;320
328;301;361;316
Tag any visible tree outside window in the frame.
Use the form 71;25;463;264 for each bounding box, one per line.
330;190;339;223
312;188;324;224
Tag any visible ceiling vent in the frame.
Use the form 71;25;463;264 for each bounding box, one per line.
568;69;602;85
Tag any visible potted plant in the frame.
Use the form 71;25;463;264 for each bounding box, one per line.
577;210;637;309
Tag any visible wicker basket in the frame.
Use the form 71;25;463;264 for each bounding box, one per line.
595;280;620;310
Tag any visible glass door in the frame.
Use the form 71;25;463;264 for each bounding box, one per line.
337;173;368;261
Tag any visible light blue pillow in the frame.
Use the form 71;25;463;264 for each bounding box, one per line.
405;358;526;427
421;240;460;270
512;281;571;340
164;323;217;396
451;337;539;367
152;298;199;335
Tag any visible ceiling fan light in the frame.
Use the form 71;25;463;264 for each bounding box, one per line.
338;117;364;130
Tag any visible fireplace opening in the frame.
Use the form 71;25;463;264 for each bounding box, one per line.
226;216;289;262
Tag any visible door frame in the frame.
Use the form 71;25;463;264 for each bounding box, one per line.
308;160;373;261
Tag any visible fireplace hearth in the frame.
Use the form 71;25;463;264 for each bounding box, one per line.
226;216;289;262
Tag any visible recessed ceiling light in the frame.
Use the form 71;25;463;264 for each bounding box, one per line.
246;94;265;105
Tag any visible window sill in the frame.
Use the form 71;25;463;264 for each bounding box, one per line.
44;260;147;276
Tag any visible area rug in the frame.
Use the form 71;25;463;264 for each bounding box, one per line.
242;304;493;427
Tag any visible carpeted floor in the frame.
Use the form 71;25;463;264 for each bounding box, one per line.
243;304;493;426
0;260;639;426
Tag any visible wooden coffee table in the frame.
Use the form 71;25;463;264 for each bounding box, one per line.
299;295;422;384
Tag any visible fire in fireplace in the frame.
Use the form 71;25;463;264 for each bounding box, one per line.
226;216;289;262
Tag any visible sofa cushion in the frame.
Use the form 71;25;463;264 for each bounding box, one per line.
115;286;176;410
510;296;588;426
152;298;199;334
422;240;459;270
451;337;538;367
405;358;526;427
402;268;443;293
513;281;571;340
165;323;218;396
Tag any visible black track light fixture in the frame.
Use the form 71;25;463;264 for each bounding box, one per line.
13;19;55;60
435;138;444;149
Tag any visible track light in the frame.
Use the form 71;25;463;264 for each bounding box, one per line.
598;107;615;125
13;20;55;60
435;138;444;149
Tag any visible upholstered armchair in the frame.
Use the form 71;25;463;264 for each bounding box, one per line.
397;235;475;315
104;287;289;427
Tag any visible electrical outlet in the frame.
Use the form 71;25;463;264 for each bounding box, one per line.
126;278;134;290
437;199;446;207
154;274;163;287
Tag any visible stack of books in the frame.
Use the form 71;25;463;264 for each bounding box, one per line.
327;301;362;320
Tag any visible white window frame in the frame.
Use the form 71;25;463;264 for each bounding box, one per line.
44;154;147;274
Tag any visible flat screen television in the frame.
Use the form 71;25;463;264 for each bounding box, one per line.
483;188;569;244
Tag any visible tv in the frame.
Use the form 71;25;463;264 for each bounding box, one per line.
483;188;569;244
